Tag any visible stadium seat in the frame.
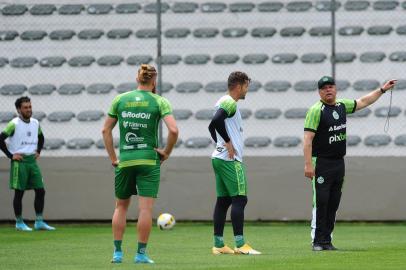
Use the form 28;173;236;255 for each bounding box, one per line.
347;135;362;146
286;1;312;12
257;2;284;12
87;4;113;15
272;53;298;64
222;28;248;38
43;138;65;150
347;108;371;118
353;79;380;91
47;111;75;122
161;138;183;148
402;1;406;9
205;82;228;92
95;138;119;149
165;28;191;38
28;84;56;95
0;112;16;122
0;84;27;95
86;83;114;94
159;82;174;93
336;80;351;91
394;79;406;90
67;138;94;149
344;1;370;11
243;54;269;64
273;136;301;147
40;56;66;67
294;81;317;92
264;81;291;92
251;27;277;38
68;56;96;67
10;57;38;68
374;106;402;117
394;134;406;146
107;29;132;39
0;30;19;41
372;1;399;10
58;84;85;95
30;4;56;15
315;1;341;11
77;110;104;121
127;55;153;65
229;2;255;12
309;26;332;36
78;29;104;40
396;25;406;35
193;28;219;38
284;108;308;119
185;137;212;148
143;2;170;13
213;54;239;64
360;52;386;63
254;108;282;119
115;3;141;14
159;55;182;65
171;2;198;13
389;51;406;62
173;109;193;120
367;25;393;35
58;4;84;15
240;108;252;119
301;53;327;63
0;58;8;67
200;2;227;12
248;81;262;92
280;27;306;37
49;30;76;41
244;136;271;148
364;134;391;146
20;31;47;41
116;83;137;93
334;52;357;63
97;55;124;66
195;109;215;120
176;82;203;93
184;54;210;65
338;26;364;36
32;111;46;121
2;4;27;16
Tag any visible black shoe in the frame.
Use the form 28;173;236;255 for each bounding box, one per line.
323;243;338;251
312;244;324;251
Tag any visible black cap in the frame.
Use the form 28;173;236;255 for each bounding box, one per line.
318;76;335;89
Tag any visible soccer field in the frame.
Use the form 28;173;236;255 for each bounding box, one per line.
1;223;405;270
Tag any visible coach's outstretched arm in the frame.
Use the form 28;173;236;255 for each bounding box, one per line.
355;79;397;111
102;116;118;166
155;115;178;163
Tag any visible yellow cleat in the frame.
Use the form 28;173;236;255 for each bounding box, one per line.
212;245;235;255
234;244;261;255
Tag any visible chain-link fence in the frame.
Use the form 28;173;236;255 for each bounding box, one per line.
0;0;405;157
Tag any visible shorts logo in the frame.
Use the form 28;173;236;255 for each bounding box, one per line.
332;111;339;120
317;176;324;184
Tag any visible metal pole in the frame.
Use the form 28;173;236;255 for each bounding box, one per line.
157;0;163;146
331;0;336;79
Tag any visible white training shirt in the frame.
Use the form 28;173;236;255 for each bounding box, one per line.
2;117;41;155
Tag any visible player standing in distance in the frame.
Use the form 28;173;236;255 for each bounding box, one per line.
304;76;397;251
102;64;178;264
208;71;261;255
0;96;55;231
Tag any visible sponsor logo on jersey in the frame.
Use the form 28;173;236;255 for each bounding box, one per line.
135;97;142;101
125;101;149;108
317;176;324;184
123;121;147;129
332;110;339;120
137;144;147;149
27;131;31;137
329;132;346;144
121;111;151;119
123;145;135;150
328;123;346;132
216;146;224;152
125;132;144;143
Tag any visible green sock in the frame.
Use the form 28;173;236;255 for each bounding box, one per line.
235;235;245;248
137;242;147;254
36;214;43;221
214;235;225;248
114;240;122;252
16;216;23;223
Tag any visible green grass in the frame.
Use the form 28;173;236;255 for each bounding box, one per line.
1;222;406;270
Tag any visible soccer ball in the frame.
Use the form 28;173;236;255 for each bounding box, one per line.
157;213;175;230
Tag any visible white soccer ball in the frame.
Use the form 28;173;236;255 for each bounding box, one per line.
157;213;176;230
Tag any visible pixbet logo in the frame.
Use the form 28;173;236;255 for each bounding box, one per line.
329;133;346;144
121;111;151;119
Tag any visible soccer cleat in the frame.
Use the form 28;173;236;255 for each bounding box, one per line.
212;245;235;255
34;221;56;231
323;243;338;251
15;222;33;231
134;253;154;264
234;244;261;255
312;244;324;251
111;251;123;263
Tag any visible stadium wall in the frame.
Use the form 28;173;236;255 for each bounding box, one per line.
0;156;405;221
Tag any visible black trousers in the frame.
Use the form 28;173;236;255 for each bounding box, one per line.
311;157;345;245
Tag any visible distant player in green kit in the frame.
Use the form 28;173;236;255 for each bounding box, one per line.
0;96;55;231
102;64;178;264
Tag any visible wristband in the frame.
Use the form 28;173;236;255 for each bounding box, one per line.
380;87;386;94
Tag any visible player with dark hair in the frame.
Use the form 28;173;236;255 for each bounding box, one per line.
0;96;55;231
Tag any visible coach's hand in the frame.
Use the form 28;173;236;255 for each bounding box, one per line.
224;141;235;160
12;153;23;161
304;164;315;179
381;79;397;92
155;148;169;164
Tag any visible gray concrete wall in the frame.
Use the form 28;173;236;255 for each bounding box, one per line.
0;157;405;221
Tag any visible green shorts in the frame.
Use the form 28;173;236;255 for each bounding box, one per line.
211;158;247;197
9;155;44;190
115;163;160;199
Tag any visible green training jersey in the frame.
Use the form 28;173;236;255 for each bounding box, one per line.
108;89;172;168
